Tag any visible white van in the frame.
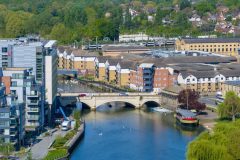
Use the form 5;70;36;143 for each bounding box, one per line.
61;121;71;131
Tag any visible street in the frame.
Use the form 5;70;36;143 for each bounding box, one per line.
199;96;217;107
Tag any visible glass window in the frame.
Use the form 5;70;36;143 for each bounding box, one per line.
1;47;7;53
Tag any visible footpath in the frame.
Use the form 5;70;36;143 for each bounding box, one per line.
30;129;67;160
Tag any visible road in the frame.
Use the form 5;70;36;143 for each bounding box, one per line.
199;96;217;107
31;129;67;160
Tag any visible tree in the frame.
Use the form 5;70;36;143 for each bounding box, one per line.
50;23;72;44
179;0;191;10
5;11;32;37
218;91;240;121
0;141;15;157
178;89;206;111
73;110;81;130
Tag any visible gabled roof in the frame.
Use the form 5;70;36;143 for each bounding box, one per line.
180;70;219;79
108;58;121;66
219;70;240;77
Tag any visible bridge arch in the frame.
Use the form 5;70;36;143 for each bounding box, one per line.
96;101;137;109
142;101;160;108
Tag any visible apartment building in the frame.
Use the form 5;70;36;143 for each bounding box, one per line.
0;85;25;147
2;68;43;132
57;50;74;69
0;40;14;68
57;49;97;76
44;41;58;124
95;57;109;81
175;38;240;56
130;63;154;92
0;38;52;82
107;59;120;84
222;81;240;96
117;61;133;87
177;67;240;94
153;66;177;93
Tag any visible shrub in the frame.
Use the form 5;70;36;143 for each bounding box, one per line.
52;136;67;148
64;130;76;140
44;149;68;160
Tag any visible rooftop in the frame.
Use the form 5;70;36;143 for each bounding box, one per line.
176;108;196;117
182;38;240;44
224;81;240;86
139;63;154;68
4;67;31;71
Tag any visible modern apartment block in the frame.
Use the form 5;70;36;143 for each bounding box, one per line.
44;41;58;124
0;84;25;147
2;68;43;132
175;38;240;56
130;63;154;92
0;40;15;68
0;38;48;82
12;42;45;82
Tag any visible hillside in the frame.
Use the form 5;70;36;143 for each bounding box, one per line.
0;0;239;43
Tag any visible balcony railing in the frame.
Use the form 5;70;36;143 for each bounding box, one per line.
27;115;39;120
27;108;39;112
27;100;39;105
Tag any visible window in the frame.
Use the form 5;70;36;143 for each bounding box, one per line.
1;47;7;53
187;79;190;82
0;113;9;118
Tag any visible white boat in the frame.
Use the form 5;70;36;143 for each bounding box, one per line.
152;107;172;113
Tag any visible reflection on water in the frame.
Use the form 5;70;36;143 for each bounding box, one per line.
71;106;203;160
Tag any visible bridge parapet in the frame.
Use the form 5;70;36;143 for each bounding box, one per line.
58;92;162;110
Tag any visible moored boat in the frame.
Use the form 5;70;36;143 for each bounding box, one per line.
152;107;172;113
175;108;199;126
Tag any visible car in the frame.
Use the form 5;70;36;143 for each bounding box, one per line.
119;92;128;96
79;93;87;97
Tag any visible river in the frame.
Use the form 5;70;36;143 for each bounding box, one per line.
70;105;203;160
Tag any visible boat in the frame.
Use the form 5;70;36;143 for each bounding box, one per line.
152;107;172;113
175;108;199;126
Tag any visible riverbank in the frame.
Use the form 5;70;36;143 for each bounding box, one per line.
44;122;85;160
198;108;218;131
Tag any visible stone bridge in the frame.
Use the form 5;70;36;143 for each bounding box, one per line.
58;93;162;110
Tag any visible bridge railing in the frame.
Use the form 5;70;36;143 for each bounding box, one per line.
59;92;159;97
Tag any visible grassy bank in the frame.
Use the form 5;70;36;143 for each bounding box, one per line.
187;119;240;160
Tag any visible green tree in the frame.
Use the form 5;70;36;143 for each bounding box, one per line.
5;11;32;37
179;0;191;10
50;23;72;44
0;141;15;157
218;91;240;121
73;110;81;130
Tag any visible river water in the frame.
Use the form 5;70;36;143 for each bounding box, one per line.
71;106;203;160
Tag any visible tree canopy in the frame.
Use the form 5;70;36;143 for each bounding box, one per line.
178;89;206;111
187;120;240;160
218;91;240;121
0;0;239;43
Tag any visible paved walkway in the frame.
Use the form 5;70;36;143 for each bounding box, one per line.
31;129;66;160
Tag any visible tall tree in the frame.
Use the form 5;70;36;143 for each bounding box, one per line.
218;91;240;121
178;89;206;111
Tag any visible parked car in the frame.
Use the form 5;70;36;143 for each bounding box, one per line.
119;92;128;96
61;120;71;131
79;93;87;97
